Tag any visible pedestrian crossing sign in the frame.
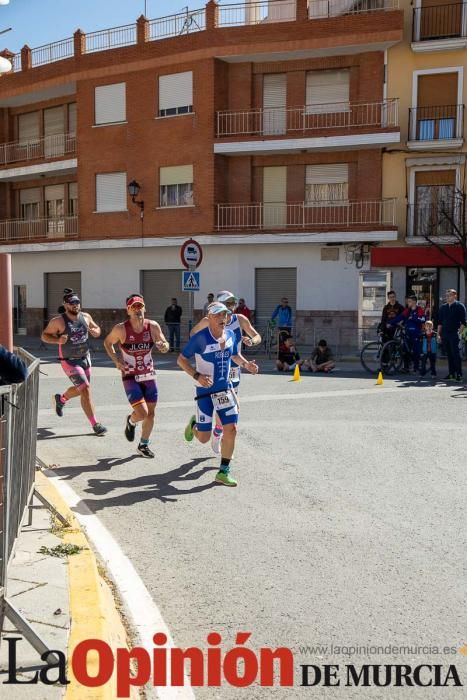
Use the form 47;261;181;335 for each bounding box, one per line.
182;270;200;292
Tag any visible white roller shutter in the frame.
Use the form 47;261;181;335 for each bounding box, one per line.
306;70;349;113
255;267;297;326
18;112;39;143
68;103;77;134
20;188;40;204
263;166;287;227
45;184;65;202
44;106;65;156
95;83;126;125
263;73;287;135
306;164;348;203
159;72;193;115
160;165;193;186
46;271;81;320
96;172;127;212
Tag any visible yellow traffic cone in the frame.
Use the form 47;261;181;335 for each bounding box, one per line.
376;371;383;386
292;364;301;382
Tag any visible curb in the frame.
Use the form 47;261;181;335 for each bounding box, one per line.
35;471;138;700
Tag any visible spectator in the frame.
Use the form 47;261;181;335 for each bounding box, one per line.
236;298;252;320
420;320;437;378
0;344;27;385
305;339;335;373
276;334;303;372
437;288;466;381
164;297;182;352
380;290;404;341
203;293;215;316
271;297;292;333
391;295;425;373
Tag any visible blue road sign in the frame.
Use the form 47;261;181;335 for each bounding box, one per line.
182;270;200;292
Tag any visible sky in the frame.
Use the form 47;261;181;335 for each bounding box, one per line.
0;0;205;54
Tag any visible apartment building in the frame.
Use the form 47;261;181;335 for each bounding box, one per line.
0;0;404;344
373;0;467;324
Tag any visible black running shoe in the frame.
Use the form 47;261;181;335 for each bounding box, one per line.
93;423;107;436
125;414;136;442
54;394;64;417
137;443;155;458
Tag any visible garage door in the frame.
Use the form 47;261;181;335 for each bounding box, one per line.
255;267;297;328
46;272;81;321
141;269;190;322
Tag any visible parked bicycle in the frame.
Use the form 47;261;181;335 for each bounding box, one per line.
380;325;412;375
360;328;388;374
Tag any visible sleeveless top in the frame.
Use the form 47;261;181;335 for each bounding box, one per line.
227;314;242;368
59;313;90;362
120;320;155;380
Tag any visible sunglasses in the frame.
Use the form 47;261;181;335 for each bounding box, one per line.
130;303;145;309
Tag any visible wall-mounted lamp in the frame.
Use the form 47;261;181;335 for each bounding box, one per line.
128;179;144;220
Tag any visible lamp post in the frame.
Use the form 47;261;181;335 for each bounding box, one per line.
128;179;144;221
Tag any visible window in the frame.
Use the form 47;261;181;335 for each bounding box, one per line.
68;182;78;216
160;165;193;207
96;172;127;212
306;70;350;114
158;72;193;117
414;170;456;236
95;83;126;125
68;103;77;135
20;188;40;220
18;111;40;144
306;164;348;205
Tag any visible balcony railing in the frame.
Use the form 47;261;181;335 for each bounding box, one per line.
408;202;463;238
408;104;464;142
0;217;78;243
85;24;137;53
412;3;466;42
0;134;76;167
31;37;74;67
308;0;399;18
217;0;296;26
216;99;399;137
217;199;396;230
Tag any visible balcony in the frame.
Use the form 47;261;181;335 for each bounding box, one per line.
308;0;399;18
407;202;462;241
0;217;78;243
217;199;396;231
412;3;467;52
0;134;76;167
407;104;464;150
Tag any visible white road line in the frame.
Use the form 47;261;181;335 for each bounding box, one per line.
45;470;195;700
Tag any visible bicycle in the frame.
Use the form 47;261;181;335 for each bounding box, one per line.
380;326;413;375
360;330;388;374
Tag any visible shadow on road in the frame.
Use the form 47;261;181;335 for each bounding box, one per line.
49;455;141;479
38;426;96;441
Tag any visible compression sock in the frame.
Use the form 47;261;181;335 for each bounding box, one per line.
140;438;149;446
89;415;98;427
59;394;69;404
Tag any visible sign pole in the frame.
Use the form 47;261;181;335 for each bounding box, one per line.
188;264;195;334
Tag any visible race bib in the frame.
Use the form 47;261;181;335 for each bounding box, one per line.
135;371;155;383
211;390;236;410
229;366;240;381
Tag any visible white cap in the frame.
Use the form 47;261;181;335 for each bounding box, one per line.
207;302;232;315
217;290;238;303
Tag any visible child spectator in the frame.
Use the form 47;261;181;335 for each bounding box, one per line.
420;320;437;377
305;339;335;373
276;333;303;372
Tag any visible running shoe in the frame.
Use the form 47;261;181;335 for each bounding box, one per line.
211;426;223;455
92;423;107;437
444;374;455;381
125;414;136;442
137;443;155;458
184;415;196;442
54;394;64;417
456;374;463;382
215;471;237;487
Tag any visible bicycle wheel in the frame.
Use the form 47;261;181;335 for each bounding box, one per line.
360;341;383;374
380;340;403;375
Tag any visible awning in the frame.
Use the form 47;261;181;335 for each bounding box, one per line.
371;246;463;267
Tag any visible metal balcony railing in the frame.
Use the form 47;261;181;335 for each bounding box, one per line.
308;0;399;19
0;217;78;243
216;99;399;136
408;202;464;238
30;37;74;67
0;134;76;167
85;24;137;53
217;0;296;26
148;8;206;38
412;3;466;42
217;199;396;230
408;104;464;141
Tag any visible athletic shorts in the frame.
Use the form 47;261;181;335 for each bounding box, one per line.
195;388;239;432
123;377;158;407
60;356;91;390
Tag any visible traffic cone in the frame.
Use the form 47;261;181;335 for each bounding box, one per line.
376;371;383;386
292;364;301;382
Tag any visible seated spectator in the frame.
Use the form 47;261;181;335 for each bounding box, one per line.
305;339;335;373
276;334;303;372
0;344;27;385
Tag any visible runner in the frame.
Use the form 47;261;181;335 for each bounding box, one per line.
41;292;107;436
178;302;259;487
190;290;261;454
104;294;169;458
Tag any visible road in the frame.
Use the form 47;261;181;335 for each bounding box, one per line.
36;351;467;699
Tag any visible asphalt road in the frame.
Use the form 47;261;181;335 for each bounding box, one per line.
36;352;467;699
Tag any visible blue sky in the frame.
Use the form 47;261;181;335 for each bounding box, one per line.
0;0;204;53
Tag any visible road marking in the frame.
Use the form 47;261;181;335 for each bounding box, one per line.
45;471;195;700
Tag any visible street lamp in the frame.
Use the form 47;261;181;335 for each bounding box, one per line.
128;179;144;220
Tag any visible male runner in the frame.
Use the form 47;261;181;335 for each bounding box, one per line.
104;294;169;458
41;292;107;436
191;290;261;453
178;302;259;487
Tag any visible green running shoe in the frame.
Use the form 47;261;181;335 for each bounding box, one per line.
215;471;237;487
184;415;196;442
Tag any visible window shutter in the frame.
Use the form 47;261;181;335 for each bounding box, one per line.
44;107;65;136
44;184;65;201
18;112;39;143
160;165;193;186
20;188;41;204
306;70;350;110
306;164;348;202
263;74;287;109
68;103;77;134
95;83;126;125
96;172;127;212
68;182;78;199
159;72;193;113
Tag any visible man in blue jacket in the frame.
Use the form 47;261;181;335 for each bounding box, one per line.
271;297;293;333
0;344;27;385
391;295;425;372
437;289;466;381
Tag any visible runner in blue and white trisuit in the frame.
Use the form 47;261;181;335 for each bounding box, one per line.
177;302;259;487
190;290;261;454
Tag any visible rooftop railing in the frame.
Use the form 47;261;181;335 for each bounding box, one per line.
0;217;78;243
30;37;74;68
148;8;206;39
217;0;295;27
308;0;399;18
0;133;76;166
85;23;137;53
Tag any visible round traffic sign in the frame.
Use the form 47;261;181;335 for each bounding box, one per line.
180;238;203;269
